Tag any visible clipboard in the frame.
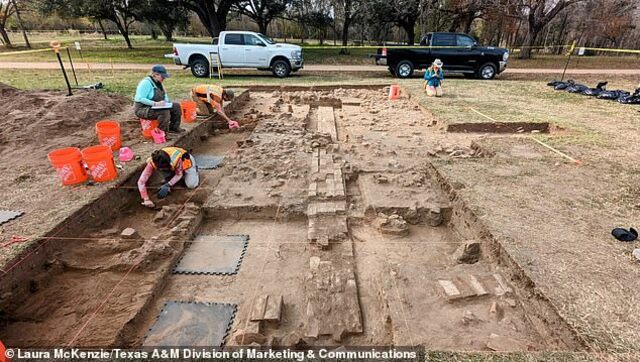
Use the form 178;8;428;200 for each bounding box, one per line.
151;102;173;109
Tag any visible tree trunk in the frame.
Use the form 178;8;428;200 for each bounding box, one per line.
463;14;474;34
402;23;415;45
519;25;540;59
98;19;109;40
0;27;13;48
258;20;268;35
189;1;223;37
151;27;158;39
341;17;350;46
112;18;133;49
160;25;174;41
11;0;30;48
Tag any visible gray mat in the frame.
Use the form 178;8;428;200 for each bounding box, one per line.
194;155;225;170
0;210;24;226
174;235;249;275
144;301;236;347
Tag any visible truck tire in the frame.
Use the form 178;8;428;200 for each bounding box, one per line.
477;63;497;80
395;61;414;78
191;57;210;78
272;59;291;78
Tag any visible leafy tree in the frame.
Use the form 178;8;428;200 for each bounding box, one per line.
0;0;15;47
178;0;240;38
232;0;290;36
40;0;140;48
335;0;362;46
367;0;421;45
518;0;584;58
137;0;189;41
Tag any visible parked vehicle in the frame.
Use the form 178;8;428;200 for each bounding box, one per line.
166;31;304;78
373;32;509;79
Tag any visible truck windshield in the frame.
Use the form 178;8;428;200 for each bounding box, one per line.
258;34;276;44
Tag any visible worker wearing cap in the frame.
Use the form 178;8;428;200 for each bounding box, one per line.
424;59;444;97
134;65;184;134
191;84;239;129
138;147;198;208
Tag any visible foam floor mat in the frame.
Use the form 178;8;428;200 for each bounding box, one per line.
194;155;225;170
144;301;236;347
0;210;24;226
173;235;249;275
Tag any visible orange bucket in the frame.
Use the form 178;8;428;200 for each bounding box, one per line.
0;339;10;362
140;118;159;139
181;100;197;123
81;145;118;182
389;84;401;100
48;147;88;186
95;120;121;151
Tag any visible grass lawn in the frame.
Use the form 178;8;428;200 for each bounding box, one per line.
2;34;639;68
404;75;639;150
0;68;390;98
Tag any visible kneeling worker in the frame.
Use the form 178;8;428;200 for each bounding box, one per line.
138;147;198;208
134;65;184;134
191;84;239;129
424;59;444;97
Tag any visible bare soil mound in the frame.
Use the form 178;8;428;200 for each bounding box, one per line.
0;83;138;265
0;83;132;153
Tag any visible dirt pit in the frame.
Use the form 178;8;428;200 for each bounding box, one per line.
0;86;583;353
0;83;143;266
131;88;580;351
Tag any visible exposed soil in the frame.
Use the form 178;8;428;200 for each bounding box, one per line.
0;191;203;346
129;88;578;352
0;83;140;267
446;122;550;134
5;83;627;359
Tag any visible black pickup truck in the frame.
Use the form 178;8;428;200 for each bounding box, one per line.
374;32;509;79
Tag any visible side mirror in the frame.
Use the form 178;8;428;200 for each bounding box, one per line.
473;42;478;47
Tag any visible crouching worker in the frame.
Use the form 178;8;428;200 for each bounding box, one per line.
138;147;198;208
424;59;444;97
191;84;239;129
134;65;184;134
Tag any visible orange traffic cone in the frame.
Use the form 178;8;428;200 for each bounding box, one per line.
389;84;401;100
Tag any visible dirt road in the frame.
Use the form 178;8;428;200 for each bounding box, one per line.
0;61;639;74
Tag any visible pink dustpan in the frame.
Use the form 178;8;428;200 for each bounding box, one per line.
118;147;134;162
151;128;166;144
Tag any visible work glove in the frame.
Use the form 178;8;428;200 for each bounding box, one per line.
157;183;171;199
142;199;155;208
228;120;239;130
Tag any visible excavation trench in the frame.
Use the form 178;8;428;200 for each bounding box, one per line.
446;122;551;134
1;86;582;352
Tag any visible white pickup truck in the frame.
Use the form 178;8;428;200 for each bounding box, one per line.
166;31;303;78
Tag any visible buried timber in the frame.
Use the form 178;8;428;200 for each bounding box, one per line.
0;86;582;353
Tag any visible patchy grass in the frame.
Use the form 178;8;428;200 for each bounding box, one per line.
509;54;640;69
3;34;639;68
403;76;639;149
424;351;598;362
0;68;390;98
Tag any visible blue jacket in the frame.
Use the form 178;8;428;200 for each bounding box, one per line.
424;67;444;87
134;76;169;106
